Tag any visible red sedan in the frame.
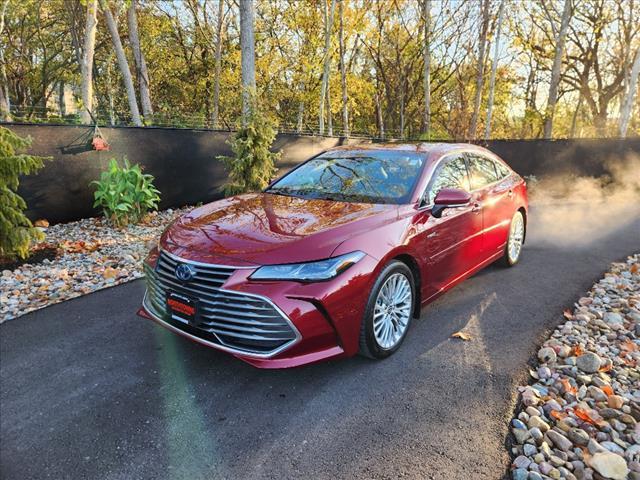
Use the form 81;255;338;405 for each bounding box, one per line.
138;143;528;368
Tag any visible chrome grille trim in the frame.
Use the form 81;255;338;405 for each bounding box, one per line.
142;252;301;358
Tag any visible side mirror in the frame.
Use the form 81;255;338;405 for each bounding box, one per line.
431;188;471;218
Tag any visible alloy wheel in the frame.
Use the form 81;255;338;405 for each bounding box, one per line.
508;211;525;264
372;273;413;350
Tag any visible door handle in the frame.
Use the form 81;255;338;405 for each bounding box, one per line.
507;189;514;198
472;202;482;213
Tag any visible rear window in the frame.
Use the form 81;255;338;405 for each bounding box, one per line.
468;155;500;190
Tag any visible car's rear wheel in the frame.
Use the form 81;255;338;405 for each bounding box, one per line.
359;261;415;359
500;210;525;267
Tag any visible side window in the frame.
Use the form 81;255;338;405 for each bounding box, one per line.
495;161;511;179
425;156;469;204
468;155;500;190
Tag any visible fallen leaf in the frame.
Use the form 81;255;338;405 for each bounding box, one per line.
601;385;614;397
572;345;584;357
630;263;639;274
563;309;573;320
620;340;638;353
560;378;577;396
103;267;119;279
599;363;613;372
574;407;600;425
550;410;568;420
451;331;472;341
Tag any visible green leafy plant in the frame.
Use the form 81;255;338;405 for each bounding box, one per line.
0;127;50;259
217;104;280;195
91;157;161;227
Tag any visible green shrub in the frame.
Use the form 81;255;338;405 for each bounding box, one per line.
0;127;50;259
91;158;161;227
217;105;280;195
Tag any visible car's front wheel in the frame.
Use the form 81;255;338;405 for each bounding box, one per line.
359;261;415;359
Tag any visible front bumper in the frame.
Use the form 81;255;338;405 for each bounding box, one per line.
138;249;377;368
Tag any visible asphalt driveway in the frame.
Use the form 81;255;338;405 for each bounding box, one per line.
1;209;639;480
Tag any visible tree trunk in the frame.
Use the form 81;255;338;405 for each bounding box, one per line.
569;93;583;138
339;0;348;137
239;0;256;124
127;0;153;119
543;0;572;139
0;0;10;120
375;91;384;139
297;96;304;133
319;0;336;135
106;52;116;125
80;0;98;124
58;81;66;116
422;0;431;137
619;47;640;137
469;0;490;140
100;0;142;126
484;0;505;140
400;87;405;139
212;0;224;128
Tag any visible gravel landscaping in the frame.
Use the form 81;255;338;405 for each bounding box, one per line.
0;207;191;323
509;254;640;480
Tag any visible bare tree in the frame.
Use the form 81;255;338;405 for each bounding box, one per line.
212;0;225;128
100;0;142;126
339;0;348;137
484;0;505;140
239;0;256;124
619;47;640;137
80;0;98;124
422;0;431;137
319;0;336;135
469;0;490;139
0;0;10;120
543;0;572;139
128;0;153;119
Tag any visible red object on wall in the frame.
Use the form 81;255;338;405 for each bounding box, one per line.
92;136;110;151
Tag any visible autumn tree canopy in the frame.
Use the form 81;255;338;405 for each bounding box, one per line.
0;0;639;140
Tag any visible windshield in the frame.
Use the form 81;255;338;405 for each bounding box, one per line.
266;151;426;204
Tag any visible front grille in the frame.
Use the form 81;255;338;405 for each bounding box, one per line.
143;251;299;356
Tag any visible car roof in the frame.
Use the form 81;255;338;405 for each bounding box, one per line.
325;142;493;160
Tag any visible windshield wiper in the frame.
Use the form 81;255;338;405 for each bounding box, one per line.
264;187;298;197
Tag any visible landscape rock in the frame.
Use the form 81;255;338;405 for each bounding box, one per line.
587;451;629;480
0;207;192;323
508;255;639;480
576;352;602;373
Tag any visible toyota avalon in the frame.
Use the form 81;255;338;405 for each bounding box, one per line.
138;143;528;368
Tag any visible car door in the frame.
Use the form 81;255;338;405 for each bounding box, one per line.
414;154;483;299
466;153;514;256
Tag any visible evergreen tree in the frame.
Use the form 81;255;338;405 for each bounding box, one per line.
0;127;50;259
217;105;280;196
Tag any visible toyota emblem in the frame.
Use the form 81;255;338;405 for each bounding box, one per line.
175;263;195;282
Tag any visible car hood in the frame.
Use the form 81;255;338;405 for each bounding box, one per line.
162;193;398;266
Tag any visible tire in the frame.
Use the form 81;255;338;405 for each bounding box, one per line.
499;210;525;267
359;260;415;359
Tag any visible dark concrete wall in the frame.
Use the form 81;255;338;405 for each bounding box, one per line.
6;123;640;223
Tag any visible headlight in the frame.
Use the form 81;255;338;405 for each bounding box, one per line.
250;251;366;282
